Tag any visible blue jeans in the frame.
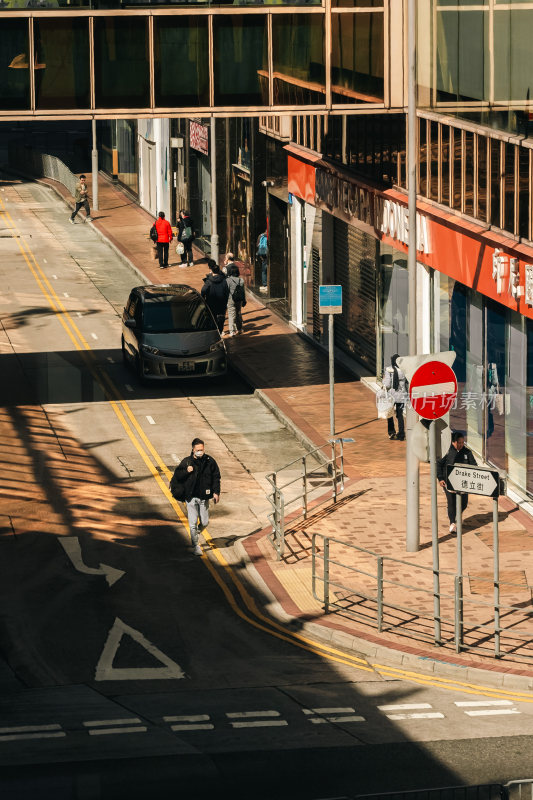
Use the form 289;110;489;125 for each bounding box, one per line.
186;497;209;546
261;256;267;287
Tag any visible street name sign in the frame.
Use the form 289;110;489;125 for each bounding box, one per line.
446;464;500;497
409;360;457;420
319;285;342;314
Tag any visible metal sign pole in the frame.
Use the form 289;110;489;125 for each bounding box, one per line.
91;119;99;212
455;492;463;649
429;421;441;643
329;313;335;439
493;497;501;657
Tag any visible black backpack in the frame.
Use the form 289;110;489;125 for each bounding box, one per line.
170;469;186;501
150;224;158;243
232;280;245;303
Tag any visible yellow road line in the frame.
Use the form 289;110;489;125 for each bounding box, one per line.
4;190;533;698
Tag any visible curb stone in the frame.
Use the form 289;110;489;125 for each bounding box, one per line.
231;540;533;693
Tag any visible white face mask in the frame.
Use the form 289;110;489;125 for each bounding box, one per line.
193;450;204;458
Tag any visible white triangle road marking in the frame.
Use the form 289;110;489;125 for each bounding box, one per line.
95;617;185;681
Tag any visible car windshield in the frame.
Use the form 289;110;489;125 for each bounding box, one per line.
143;295;217;333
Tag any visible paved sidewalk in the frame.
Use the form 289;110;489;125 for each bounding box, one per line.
45;174;533;683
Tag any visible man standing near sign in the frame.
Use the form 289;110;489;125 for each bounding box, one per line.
437;432;477;533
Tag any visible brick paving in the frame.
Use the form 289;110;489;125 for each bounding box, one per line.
42;175;533;675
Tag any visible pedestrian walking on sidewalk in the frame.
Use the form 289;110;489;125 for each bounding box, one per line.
69;174;92;223
177;209;195;267
437;431;477;533
153;211;173;269
226;258;246;336
382;353;407;440
256;230;268;292
170;438;221;556
201;259;229;333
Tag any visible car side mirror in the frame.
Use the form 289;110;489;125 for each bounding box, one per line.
124;318;136;329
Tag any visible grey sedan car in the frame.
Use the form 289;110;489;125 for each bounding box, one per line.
121;284;227;381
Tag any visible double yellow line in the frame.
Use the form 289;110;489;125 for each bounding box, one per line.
3;190;533;703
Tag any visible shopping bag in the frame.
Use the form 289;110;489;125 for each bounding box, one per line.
176;242;185;255
376;389;395;420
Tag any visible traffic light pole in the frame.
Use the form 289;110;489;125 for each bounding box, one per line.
406;0;420;552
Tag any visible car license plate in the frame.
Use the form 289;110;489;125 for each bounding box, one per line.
178;362;194;372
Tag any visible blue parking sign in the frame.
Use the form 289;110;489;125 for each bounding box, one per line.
319;285;342;314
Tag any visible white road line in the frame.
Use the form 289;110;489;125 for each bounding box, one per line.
454;700;514;707
378;704;433;712
0;724;62;734
0;732;66;742
88;726;147;736
91;333;98;340
385;713;445;721
226;711;280;719
63;292;69;298
83;718;142;727
464;709;520;717
230;720;288;729
125;384;133;392
309;716;365;724
303;707;355;715
146;416;156;425
164;715;210;723
171;724;214;732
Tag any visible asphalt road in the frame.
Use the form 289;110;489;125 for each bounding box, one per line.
0;178;532;800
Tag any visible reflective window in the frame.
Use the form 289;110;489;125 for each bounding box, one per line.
477;134;487;222
518;145;530;241
504;142;516;234
419;117;428;197
213;16;268;107
429;121;439;202
435;9;487;103
272;15;325;106
34;19;89;110
333;0;383;7
490;138;501;228
441;125;450;205
155;18;208;108
331;12;383;103
0;19;30;111
94;17;149;109
464;130;474;217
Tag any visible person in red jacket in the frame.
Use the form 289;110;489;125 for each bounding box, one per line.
154;211;173;269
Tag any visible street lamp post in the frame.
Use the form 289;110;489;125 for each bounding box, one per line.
406;0;420;552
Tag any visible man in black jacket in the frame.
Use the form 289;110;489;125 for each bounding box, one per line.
170;438;221;556
437;431;477;533
201;260;229;332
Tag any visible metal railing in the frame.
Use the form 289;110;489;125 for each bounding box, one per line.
312;533;533;660
266;439;345;560
7;145;78;197
354;782;533;800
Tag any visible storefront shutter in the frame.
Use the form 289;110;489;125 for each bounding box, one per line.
312;245;321;340
333;218;377;372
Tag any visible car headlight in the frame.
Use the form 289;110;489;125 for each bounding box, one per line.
141;344;160;355
210;340;225;353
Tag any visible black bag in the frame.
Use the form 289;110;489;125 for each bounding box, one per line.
170;470;186;501
150;224;158;243
232;281;245;304
180;225;192;241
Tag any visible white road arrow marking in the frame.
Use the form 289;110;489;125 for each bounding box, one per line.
59;537;125;587
95;617;185;681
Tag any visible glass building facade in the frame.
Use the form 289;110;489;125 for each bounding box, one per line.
0;3;390;117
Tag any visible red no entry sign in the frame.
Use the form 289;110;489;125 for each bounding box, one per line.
409;360;457;420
